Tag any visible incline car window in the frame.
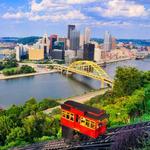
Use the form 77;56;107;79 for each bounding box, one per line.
62;110;74;121
80;117;96;129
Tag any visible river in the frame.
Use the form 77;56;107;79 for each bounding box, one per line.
0;58;150;107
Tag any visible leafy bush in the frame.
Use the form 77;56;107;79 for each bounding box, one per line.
20;65;36;74
38;98;59;111
3;65;36;76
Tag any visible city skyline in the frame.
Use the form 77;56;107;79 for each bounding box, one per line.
0;0;150;39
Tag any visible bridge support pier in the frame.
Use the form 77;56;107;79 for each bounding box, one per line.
101;80;105;89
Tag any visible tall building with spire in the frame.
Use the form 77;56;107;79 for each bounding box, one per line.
33;34;50;57
104;31;112;51
40;34;50;56
84;27;91;44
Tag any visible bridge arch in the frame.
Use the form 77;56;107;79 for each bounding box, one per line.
52;61;113;88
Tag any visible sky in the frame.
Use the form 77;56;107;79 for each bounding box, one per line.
0;0;150;39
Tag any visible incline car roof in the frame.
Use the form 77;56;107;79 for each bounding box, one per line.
61;100;108;120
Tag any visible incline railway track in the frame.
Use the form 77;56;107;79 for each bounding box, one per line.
13;121;150;150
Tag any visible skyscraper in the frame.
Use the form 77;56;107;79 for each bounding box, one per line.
84;27;91;44
83;43;95;61
104;31;112;51
68;25;75;39
70;29;80;55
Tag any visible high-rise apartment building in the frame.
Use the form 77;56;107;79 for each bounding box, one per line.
70;29;80;55
68;25;75;39
104;31;112;51
15;44;28;61
84;27;91;44
83;43;95;60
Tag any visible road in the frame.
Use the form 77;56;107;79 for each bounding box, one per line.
43;88;109;114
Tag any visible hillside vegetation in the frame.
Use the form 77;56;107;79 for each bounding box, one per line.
0;67;150;149
86;67;150;127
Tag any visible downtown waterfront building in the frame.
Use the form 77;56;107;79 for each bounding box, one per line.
29;48;44;61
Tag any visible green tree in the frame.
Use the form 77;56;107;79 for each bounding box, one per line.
20;98;38;118
5;105;23;127
38;98;59;111
6;127;26;144
0;62;4;70
4;59;18;68
22;112;53;142
113;67;143;97
20;65;35;74
0;116;14;145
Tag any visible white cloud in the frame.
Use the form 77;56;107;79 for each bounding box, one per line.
67;0;97;4
2;0;88;22
2;9;87;22
30;0;68;12
2;12;30;19
2;0;149;25
90;0;149;17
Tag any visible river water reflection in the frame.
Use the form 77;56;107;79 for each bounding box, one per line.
0;58;150;107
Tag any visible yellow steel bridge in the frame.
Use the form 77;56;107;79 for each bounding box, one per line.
51;61;113;88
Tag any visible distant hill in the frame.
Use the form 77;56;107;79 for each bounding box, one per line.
0;37;19;43
0;36;41;45
17;36;41;45
91;38;150;46
1;37;150;46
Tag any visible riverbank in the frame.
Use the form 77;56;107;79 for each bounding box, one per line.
0;70;58;80
43;88;109;114
0;57;133;80
97;57;133;65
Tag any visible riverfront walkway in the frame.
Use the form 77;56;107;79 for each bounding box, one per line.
0;70;58;80
43;88;109;114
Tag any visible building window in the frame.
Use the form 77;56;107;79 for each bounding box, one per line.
44;38;47;44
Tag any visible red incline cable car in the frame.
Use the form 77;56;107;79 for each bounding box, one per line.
61;100;108;139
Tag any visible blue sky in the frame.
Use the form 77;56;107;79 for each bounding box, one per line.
0;0;150;39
